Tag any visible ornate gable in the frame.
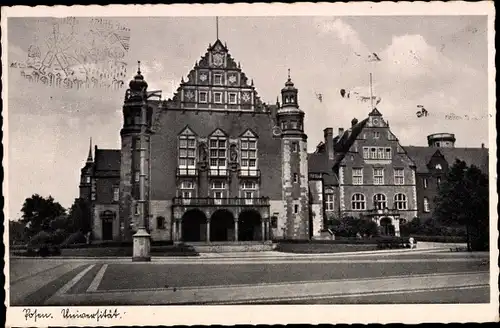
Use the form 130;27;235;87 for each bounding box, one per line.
366;107;389;128
240;129;258;139
179;126;196;136
209;128;227;137
165;39;267;112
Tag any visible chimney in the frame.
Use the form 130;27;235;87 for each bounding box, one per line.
324;128;334;160
481;143;485;149
338;128;344;136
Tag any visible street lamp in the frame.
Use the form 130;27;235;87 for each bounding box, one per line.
132;61;161;262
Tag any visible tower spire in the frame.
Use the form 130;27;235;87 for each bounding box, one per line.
86;137;93;163
288;68;291;80
137;60;141;75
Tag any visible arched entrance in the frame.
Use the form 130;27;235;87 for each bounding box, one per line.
210;209;234;241
101;210;115;241
182;209;207;242
380;217;395;236
238;210;262;241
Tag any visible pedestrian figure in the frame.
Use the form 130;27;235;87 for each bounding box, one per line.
409;236;415;249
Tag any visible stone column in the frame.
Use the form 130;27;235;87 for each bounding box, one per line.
178;220;183;241
206;218;211;242
261;218;266;241
173;219;178;241
234;218;239;242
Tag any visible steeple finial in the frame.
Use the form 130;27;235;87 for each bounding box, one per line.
86;137;93;163
137;60;141;75
288;68;291;80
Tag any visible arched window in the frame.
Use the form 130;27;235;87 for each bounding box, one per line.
394;193;407;210
423;197;430;212
156;216;165;229
373;194;387;210
351;193;366;210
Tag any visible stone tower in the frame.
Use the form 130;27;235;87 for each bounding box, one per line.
276;71;310;239
79;138;93;201
119;65;152;241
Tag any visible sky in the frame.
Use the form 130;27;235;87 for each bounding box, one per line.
5;14;490;219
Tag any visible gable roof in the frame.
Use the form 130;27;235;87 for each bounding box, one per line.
94;149;120;171
308;153;338;185
404;146;489;173
163;39;267;112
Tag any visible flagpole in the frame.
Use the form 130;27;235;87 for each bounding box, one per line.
216;16;219;40
369;73;374;110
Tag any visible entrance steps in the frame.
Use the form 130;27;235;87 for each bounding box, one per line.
184;241;275;253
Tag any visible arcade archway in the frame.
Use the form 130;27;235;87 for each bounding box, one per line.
210;209;235;241
238;210;262;241
182;209;207;242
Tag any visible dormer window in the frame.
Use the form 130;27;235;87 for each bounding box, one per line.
435;164;442;170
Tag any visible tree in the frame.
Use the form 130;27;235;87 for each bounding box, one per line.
434;159;489;251
21;194;66;237
9;220;27;245
67;198;92;233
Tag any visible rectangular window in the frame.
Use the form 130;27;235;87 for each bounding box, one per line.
271;216;278;229
437;177;441;186
210;137;227;169
373;168;384;185
113;187;119;202
292;142;299;153
294;204;299;214
352;168;363;185
213;92;222;103
325;193;334;211
134;171;140;182
362;146;392;160
179;136;196;168
211;181;226;189
199;91;207;103
214;74;222;85
181;181;194;189
229;93;237;104
86;176;91;184
363;147;369;159
241;138;257;169
423;197;430;213
157;217;165;229
374;131;380;139
394;169;404;185
385;148;392;159
423;178;428;189
293;173;299;183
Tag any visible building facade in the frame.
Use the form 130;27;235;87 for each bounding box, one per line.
78;38;489;242
79;142;121;241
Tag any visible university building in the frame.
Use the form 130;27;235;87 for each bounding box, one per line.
78;38;488;242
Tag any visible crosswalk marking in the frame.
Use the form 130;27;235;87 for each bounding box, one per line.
45;264;95;303
87;264;108;292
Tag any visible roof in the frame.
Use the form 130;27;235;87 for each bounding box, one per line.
308;153;338;185
94;149;121;171
404;146;489;173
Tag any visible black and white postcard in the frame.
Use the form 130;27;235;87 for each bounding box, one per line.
2;2;497;326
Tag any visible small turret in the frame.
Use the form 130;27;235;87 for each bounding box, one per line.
427;133;456;148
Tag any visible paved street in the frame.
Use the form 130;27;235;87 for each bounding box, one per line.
9;250;490;306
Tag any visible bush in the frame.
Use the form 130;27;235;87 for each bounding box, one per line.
61;231;87;246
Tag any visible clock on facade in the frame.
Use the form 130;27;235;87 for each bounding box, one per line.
372;118;379;126
199;73;207;82
213;53;224;67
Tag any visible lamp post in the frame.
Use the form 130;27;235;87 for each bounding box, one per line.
131;63;161;262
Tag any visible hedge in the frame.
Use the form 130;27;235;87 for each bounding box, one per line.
411;235;467;243
274;236;412;245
